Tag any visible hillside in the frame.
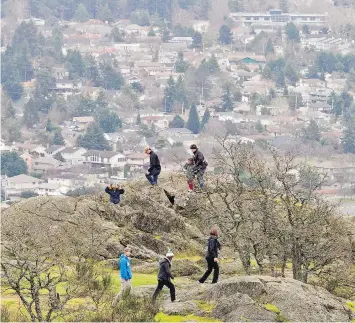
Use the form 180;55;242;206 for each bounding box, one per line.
1;174;355;322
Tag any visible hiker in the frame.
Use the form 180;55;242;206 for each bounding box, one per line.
145;147;161;186
183;157;195;192
112;247;132;306
190;144;207;190
152;251;176;303
199;228;221;284
105;184;125;204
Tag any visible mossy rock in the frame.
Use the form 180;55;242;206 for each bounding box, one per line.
173;259;204;277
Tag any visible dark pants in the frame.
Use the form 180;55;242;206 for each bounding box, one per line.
146;169;161;185
152;280;175;302
199;257;219;283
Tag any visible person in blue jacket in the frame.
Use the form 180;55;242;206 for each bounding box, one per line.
112;247;132;306
105;184;125;204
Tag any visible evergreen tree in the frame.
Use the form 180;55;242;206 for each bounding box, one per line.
52;130;65;145
175;52;188;73
111;27;125;42
162;29;170;42
4;102;16;119
288;92;303;110
52;27;63;59
199;0;210;19
74;3;90;22
46;119;55;132
54;152;65;162
66;50;85;78
186;103;200;134
255;120;265;133
98;3;113;22
77;123;112;150
1;151;28;177
207;55;220;74
342;119;355;153
97;111;122;133
174;75;188;106
265;38;274;54
302;120;321;142
84;54;101;86
285;22;300;43
201;108;210;129
218;25;233;45
99;62;124;90
191;31;203;50
169;115;185;128
23;98;39;128
148;27;156;36
285;63;299;85
163;76;176;112
220;86;234;111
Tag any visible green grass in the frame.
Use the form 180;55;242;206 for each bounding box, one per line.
154;312;220;322
265;303;281;314
174;253;202;262
195;300;216;313
154;235;162;240
346;301;355;313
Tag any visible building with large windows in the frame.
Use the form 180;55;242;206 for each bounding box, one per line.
230;9;327;27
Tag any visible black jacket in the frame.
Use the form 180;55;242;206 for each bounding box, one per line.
148;151;161;173
105;187;124;204
206;236;221;259
193;150;206;171
158;257;173;281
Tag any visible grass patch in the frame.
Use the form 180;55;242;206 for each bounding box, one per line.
154;235;162;240
174;253;202;262
265;303;281;314
346;301;355;313
154;312;220;322
195;300;216;313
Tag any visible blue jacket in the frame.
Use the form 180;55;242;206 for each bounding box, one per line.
105;187;124;204
119;254;132;280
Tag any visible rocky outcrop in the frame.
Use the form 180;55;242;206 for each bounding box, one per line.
159;276;352;322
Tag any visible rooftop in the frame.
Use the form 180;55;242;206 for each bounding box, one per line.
7;174;43;183
83;150;121;158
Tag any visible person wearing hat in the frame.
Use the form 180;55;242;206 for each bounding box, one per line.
105;184;125;204
152;251;176;303
190;144;207;190
144;147;161;186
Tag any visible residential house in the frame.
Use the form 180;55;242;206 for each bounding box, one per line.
49;79;82;99
36;183;62;196
83;150;127;168
60;147;87;165
309;102;332;113
15;143;46;156
48;174;86;193
114;43;141;52
5;174;43;196
72;116;95;130
52;66;69;79
169;37;193;45
141;115;172;130
193;20;210;33
228;53;266;66
125;24;149;37
0;140;15;153
45;145;66;156
126;153;150;169
299;78;326;88
32;156;61;173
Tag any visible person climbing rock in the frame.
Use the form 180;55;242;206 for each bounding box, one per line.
199;228;221;284
152;251;176;303
190;144;207;191
112;247;132;306
145;147;161;186
105;184;125;204
183;157;195;192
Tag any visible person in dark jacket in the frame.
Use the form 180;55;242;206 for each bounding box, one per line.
145;147;161;186
190;144;207;190
199;228;221;284
105;184;125;204
152;251;176;302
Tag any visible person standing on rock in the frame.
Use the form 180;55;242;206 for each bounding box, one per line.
199;228;221;284
190;144;207;191
183;157;195;192
152;251;176;303
112;247;132;306
105;184;125;204
145;147;161;186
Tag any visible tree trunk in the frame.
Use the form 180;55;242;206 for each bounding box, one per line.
237;245;251;274
291;242;303;281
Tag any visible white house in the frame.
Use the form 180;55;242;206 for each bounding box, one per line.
83;150;127;168
126;153;149;168
49;80;82;99
114;43;141;52
60;147;87;165
36;183;62;196
5;174;43;196
193;20;210;33
32;156;61;173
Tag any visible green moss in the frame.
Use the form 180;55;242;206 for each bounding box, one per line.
154;312;220;322
154;235;162;240
174;253;202;262
195;300;216;313
346;301;355;313
265;303;281;314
